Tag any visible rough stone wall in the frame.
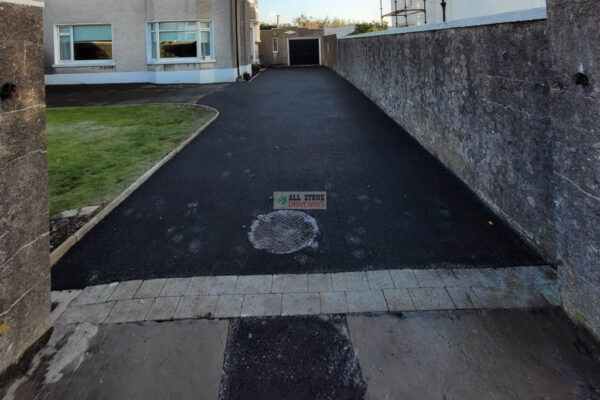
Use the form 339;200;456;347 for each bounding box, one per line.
546;0;600;339
332;6;600;338
336;20;555;260
0;0;51;372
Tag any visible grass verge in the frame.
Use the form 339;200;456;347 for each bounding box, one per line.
47;104;215;215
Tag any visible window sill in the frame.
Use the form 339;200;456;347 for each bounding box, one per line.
53;61;115;68
147;58;216;65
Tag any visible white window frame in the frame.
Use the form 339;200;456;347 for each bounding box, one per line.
53;24;115;67
146;20;215;65
272;37;278;53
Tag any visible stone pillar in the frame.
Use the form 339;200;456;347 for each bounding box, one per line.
546;0;600;339
0;0;50;372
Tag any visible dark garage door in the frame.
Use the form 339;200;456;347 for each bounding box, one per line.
289;39;320;66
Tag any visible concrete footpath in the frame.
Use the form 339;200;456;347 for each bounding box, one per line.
2;308;599;400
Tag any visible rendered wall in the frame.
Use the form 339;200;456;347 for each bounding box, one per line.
329;5;600;338
0;0;51;372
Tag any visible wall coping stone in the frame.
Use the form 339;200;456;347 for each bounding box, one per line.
0;0;44;7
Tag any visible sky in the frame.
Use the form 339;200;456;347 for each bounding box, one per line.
259;0;383;24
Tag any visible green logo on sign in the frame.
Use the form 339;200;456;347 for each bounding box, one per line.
277;195;287;206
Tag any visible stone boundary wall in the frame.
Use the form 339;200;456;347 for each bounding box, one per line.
0;0;50;372
324;1;600;338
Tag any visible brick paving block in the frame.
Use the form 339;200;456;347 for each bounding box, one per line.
214;295;244;318
367;270;395;289
174;296;219;319
272;274;308;293
413;270;445;288
389;269;420;288
235;275;272;294
473;268;507;287
282;293;320;316
308;274;333;293
209;276;238;295
108;280;143;301
135;279;167;299
241;294;282;317
331;272;369;291
383;289;415;311
536;285;560;306
72;283;118;306
187;276;214;296
446;287;480;309
105;299;153;323
59;302;116;324
408;287;456;310
146;297;180;321
471;286;547;309
436;269;482;287
346;290;388;313
160;278;191;297
320;292;348;314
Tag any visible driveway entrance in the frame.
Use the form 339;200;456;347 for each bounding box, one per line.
51;67;544;290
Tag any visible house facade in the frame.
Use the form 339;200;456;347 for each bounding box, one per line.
259;27;325;67
44;0;260;85
388;0;546;27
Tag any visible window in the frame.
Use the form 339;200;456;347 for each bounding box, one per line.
148;21;213;62
55;25;112;63
272;37;278;53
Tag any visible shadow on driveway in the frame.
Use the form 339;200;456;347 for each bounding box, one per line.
46;82;229;107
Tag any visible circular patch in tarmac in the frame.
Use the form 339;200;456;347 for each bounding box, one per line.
248;211;318;254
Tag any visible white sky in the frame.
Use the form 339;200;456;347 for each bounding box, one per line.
259;0;383;24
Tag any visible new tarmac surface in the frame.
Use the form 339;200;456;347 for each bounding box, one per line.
50;68;545;290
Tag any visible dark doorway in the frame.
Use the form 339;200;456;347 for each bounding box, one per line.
289;39;320;66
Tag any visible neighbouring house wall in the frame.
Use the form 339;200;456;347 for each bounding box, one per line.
388;0;546;27
328;6;600;338
0;0;51;372
321;34;337;70
259;27;324;66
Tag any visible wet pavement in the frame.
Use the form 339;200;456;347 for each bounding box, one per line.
50;68;545;290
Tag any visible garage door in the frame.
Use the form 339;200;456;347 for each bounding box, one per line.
289;39;320;66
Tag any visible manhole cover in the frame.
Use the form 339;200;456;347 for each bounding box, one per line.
248;211;318;254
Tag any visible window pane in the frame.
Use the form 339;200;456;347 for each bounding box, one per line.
151;31;157;59
159;31;197;58
72;25;112;60
159;22;195;31
58;26;70;34
59;36;71;60
73;25;112;41
199;22;210;29
200;31;211;58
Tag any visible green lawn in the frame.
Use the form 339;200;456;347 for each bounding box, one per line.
47;104;216;215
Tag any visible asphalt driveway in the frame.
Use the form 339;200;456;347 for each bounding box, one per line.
51;67;544;290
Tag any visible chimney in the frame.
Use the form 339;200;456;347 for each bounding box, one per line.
276;15;280;28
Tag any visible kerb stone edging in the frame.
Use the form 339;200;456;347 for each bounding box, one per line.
50;103;220;267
